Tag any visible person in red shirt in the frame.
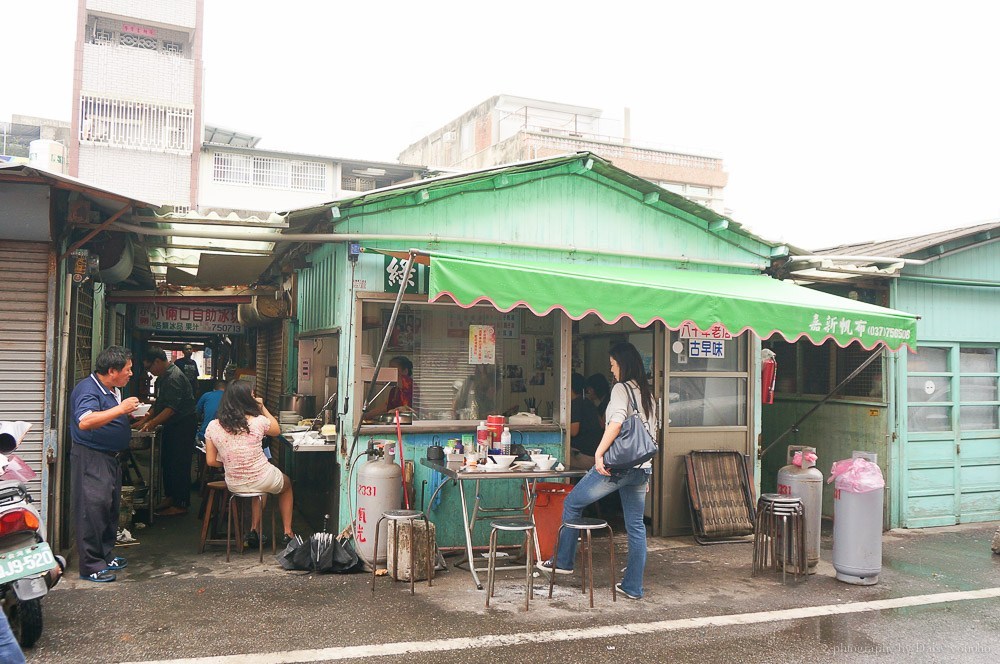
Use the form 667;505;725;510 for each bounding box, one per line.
385;356;413;412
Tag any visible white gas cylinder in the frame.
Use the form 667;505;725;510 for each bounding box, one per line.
355;442;403;563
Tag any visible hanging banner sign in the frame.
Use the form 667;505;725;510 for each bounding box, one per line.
135;303;243;334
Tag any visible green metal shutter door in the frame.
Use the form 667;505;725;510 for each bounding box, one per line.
0;242;52;504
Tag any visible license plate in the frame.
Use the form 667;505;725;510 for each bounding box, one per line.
0;542;57;585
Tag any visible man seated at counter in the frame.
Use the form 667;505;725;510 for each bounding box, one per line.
452;364;497;420
569;372;602;469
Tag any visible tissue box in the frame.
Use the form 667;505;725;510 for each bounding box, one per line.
508;412;542;425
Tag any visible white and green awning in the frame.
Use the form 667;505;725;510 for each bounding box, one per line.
422;252;917;351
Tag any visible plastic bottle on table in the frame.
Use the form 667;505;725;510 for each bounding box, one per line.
500;426;512;455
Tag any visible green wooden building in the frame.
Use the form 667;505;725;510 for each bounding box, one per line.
275;152;917;546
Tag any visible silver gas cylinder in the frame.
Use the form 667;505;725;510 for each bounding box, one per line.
832;451;883;585
777;445;823;573
355;442;403;563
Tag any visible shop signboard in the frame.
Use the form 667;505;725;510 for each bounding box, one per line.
135;303;242;334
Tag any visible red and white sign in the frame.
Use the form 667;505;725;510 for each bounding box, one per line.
135;304;242;334
678;322;733;340
122;24;157;37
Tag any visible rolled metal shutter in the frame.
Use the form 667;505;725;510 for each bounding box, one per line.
0;242;53;503
254;323;286;414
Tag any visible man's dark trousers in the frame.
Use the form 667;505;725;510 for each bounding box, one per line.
161;418;197;508
71;443;121;576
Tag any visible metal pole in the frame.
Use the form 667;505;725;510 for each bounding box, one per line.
758;349;883;460
345;250;417;469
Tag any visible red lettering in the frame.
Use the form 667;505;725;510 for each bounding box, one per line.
777;484;791;496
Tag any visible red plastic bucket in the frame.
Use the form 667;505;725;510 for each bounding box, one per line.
526;482;572;561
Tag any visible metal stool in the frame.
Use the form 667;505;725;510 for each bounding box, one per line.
226;491;276;563
198;480;233;553
752;493;806;583
548;517;617;607
486;519;536;611
371;510;433;596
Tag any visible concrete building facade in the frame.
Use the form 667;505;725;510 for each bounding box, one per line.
397;95;729;213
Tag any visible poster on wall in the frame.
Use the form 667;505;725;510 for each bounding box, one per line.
468;325;496;364
135;303;242;334
500;312;520;339
383;311;420;352
534;337;554;371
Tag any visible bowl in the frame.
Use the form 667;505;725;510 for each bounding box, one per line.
531;454;557;471
485;454;516;469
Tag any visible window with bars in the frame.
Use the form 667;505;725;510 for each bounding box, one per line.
79;96;194;152
212;152;327;192
163;41;183;55
341;176;376;192
765;338;883;401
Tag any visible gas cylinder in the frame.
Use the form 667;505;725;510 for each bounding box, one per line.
777;445;823;573
355;442;403;563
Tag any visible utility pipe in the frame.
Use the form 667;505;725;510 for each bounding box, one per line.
787;254;931;266
51;271;74;544
898;274;1000;288
108;222;767;271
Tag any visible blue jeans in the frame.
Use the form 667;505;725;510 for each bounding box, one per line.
553;466;650;598
0;610;25;664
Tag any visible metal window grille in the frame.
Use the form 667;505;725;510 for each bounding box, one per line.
341;176;376;192
211;153;326;192
163;41;183;54
290;160;326;192
79;96;194;152
837;343;882;398
252;156;290;189
213;152;253;185
94;29;113;43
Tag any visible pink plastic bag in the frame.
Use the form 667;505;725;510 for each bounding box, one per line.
827;457;885;494
0;455;37;482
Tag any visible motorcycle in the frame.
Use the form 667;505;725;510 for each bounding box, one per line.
0;421;63;649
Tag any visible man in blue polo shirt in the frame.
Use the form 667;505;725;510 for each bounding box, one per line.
70;345;140;583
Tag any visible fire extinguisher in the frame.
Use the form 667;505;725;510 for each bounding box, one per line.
761;349;777;404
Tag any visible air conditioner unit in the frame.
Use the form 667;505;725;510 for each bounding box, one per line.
442;131;457;143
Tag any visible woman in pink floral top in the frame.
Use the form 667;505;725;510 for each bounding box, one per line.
205;380;295;545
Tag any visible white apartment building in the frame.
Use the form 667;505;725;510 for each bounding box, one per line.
200;127;425;214
69;0;203;208
398;95;728;213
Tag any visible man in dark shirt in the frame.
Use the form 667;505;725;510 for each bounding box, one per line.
133;346;197;516
70;345;140;582
570;372;602;470
173;344;200;395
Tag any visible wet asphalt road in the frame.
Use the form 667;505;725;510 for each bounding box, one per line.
21;516;1000;663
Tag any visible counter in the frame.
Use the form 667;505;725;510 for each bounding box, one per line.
272;434;339;533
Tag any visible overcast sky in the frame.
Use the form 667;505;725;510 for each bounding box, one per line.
4;1;999;249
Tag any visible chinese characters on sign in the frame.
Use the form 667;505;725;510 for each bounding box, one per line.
468;325;496;365
135;304;242;334
689;340;725;359
678;322;733;340
807;314;911;342
678;322;729;360
500;312;520;339
383;256;419;294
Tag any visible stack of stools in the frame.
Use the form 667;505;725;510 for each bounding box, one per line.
752;493;806;583
485;519;536;611
547;517;617;607
227;491;276;563
371;509;433;596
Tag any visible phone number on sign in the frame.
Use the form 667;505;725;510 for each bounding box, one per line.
866;326;911;340
0;547;55;578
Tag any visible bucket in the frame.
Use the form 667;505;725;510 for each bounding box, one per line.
526;482;571;561
118;485;136;530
